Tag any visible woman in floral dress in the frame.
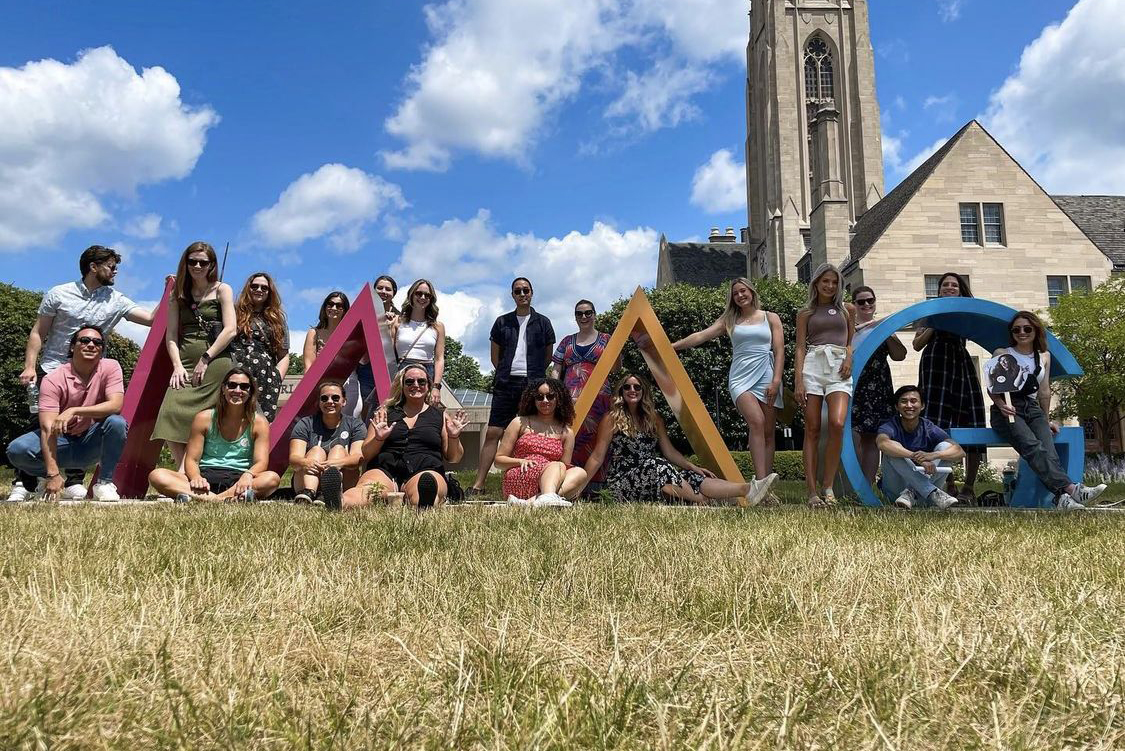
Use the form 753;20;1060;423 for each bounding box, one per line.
849;285;906;485
230;272;289;420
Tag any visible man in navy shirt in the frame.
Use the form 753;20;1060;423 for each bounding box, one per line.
876;385;966;509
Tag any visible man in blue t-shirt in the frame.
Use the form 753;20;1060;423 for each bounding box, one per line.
876;385;966;510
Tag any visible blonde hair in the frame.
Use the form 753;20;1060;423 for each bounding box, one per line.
381;365;431;410
609;373;659;437
721;277;760;335
803;262;847;319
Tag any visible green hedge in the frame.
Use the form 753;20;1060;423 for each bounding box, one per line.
692;450;804;481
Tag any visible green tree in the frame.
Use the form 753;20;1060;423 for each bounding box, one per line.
0;282;141;458
596;280;806;451
1049;277;1125;454
443;336;488;390
287;353;305;375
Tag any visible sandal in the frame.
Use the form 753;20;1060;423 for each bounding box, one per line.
821;488;838;507
760;492;781;507
956;488;976;506
808;494;828;509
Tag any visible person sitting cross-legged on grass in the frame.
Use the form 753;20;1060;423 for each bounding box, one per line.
148;366;280;502
876;385;964;510
288;380;366;507
583;373;776;506
6;325;127;502
494;378;587;506
341;365;470;510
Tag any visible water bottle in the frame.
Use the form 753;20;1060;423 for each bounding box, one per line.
26;382;39;415
1001;464;1017;505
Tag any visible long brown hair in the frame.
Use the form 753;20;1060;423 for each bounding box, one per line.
174;241;219;305
400;278;439;324
236;271;287;358
215;366;258;428
1008;311;1048;353
315;291;350;330
609;372;659;437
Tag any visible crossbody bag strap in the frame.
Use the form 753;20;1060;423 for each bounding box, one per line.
396;321;432;363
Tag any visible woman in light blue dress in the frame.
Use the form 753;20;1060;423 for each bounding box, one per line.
673;277;784;490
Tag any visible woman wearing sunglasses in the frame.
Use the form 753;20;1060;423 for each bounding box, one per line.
548;300;617;490
988;311;1105;510
495;378;587;505
288;380;367;507
584;373;776;505
149;366;280;502
230;272;289;420
391;279;446;405
303;291;363;418
152;242;237;468
850;286;906;485
343;366;470;508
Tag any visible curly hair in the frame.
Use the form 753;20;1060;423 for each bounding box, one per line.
236;271;288;359
609;372;658;437
517;378;574;425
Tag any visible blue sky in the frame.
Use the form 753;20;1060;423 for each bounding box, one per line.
2;0;1121;365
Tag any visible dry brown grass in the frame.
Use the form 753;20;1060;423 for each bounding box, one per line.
0;504;1123;748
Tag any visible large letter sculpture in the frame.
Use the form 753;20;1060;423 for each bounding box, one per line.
843;297;1086;508
572;287;746;499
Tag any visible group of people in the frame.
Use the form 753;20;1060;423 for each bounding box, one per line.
3;243;1107;511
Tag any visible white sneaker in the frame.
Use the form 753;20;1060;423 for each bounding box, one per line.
893;488;915;509
1055;494;1087;511
507;495;532;507
1073;483;1107;505
61;483;88;500
928;487;958;510
746;473;779;507
92;482;120;501
5;483;31;502
533;493;573;508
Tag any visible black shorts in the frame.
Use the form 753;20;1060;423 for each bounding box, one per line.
487;377;528;428
200;467;246;493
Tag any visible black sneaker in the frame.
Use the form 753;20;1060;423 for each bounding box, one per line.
417;472;438;508
320;467;343;511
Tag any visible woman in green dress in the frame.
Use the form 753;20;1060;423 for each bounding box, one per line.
152;241;237;467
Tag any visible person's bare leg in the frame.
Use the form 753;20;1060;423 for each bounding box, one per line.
166;442;187;471
294;445;327;495
342;469;397;509
538;461;567;494
215;471;282;500
699;477;752;500
558;467;587;499
736;392;769;478
149;468;192;497
761;402;778;474
857;432;879;486
802;396;823;498
963;450;982;497
821;392;850;490
403;470;448;507
472;426;504;489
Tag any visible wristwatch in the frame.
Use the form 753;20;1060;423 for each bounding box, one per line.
200;352;212;364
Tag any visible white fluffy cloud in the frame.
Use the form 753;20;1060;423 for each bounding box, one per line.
938;0;965;22
390;209;659;363
381;0;747;170
122;213;163;239
982;0;1125;193
690;148;745;213
0;46;218;251
251;164;407;251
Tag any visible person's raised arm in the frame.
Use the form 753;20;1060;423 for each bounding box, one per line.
671;318;726;352
793;310;810;405
124;306;156;326
21;315;54;386
303;329;319;370
360;407;394;462
766;311;785;405
493;417;526;471
582;414;614;482
442;409;468;464
913;323;934;351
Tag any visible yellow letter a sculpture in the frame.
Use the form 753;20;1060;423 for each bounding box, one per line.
572;287;746;498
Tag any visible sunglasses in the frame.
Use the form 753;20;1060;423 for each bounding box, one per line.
513;288;532;296
320;394;342;403
77;336;104;348
535;392;556;402
621;383;643;392
404;378;429;387
99;262;119;271
187;258;211;268
1011;325;1035;335
325;301;345;309
575;310;595;318
249;283;270;292
855;298;876;306
225;381;252;391
414;290;432;299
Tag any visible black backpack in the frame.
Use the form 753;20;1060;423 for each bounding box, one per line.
445;472;464;503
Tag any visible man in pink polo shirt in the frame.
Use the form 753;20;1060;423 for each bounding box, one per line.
5;325;127;501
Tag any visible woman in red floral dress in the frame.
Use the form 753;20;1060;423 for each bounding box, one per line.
495;378;587;504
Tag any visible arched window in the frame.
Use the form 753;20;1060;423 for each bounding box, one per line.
803;36;834;104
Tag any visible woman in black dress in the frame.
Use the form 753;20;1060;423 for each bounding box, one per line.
343;365;469;508
850;286;906;484
913;272;985;502
230;272;289;420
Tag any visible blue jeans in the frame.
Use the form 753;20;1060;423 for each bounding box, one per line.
6;414;128;480
880;441;954;502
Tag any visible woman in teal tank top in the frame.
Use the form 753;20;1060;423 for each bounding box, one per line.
150;366;281;502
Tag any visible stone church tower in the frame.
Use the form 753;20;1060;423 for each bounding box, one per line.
745;0;885;281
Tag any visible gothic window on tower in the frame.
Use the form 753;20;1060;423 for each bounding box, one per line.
804;37;834;192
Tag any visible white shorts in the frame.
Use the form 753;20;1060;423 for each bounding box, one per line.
802;344;853;397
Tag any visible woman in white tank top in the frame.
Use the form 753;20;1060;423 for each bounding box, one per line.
392;279;446;406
